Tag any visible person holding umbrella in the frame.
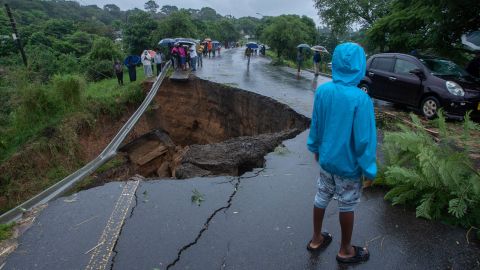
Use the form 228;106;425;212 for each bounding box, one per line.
313;51;321;76
124;55;139;82
207;41;213;58
178;45;187;71
297;48;304;79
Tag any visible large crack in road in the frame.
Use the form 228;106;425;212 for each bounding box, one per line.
165;168;266;269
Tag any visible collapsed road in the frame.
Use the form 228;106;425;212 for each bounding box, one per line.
2;48;479;270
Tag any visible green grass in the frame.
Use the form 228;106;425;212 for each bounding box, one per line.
0;67;147;163
0;67;152;213
0;223;15;240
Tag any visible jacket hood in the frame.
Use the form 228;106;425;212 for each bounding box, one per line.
332;43;366;86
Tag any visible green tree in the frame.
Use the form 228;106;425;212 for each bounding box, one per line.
42;19;75;39
123;11;158;54
198;7;221;21
236;17;261;37
144;0;159;13
313;0;391;35
66;31;95;56
154;11;198;40
260;15;316;60
215;19;240;43
160;5;179;16
367;0;480;59
89;37;121;61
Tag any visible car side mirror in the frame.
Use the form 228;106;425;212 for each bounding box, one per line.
410;68;425;79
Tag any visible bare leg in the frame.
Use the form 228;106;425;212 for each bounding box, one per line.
309;207;326;248
338;211;355;257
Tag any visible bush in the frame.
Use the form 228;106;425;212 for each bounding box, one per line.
85;60;115;82
13;83;62;130
381;111;480;231
52;74;85;109
27;45;59;81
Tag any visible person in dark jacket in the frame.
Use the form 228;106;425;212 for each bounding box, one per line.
113;60;123;85
127;58;136;82
313;51;321;76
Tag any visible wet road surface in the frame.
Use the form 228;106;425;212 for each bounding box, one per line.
4;48;480;270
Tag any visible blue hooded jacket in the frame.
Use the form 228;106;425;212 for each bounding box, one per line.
307;43;377;180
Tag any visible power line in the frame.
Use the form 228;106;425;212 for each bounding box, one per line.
4;4;27;67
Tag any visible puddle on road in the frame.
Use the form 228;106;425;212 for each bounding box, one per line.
88;76;310;185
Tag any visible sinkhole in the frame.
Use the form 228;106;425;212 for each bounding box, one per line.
99;77;310;181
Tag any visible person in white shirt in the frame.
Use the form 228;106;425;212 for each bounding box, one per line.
189;45;198;72
154;48;163;76
141;50;153;77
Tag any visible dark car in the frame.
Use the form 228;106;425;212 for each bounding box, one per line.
359;53;480;119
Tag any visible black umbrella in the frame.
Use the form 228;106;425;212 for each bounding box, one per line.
159;38;175;46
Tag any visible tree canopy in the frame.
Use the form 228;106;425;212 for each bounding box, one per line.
260;15;316;60
367;0;480;59
313;0;391;35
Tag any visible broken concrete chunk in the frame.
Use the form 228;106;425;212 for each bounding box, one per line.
133;145;168;166
156;162;171;178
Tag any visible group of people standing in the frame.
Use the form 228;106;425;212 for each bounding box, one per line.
201;40;221;58
170;43;201;71
113;48;165;86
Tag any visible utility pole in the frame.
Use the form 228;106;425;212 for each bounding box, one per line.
4;4;27;67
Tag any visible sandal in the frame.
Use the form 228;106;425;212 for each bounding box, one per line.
336;246;369;263
306;232;333;252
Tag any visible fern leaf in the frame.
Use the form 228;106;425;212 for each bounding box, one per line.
448;198;467;219
416;193;435;220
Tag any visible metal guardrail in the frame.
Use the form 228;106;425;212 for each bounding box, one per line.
0;62;172;223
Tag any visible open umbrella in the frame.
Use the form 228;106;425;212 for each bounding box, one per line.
311;45;329;53
297;44;311;49
124;55;141;66
146;50;156;58
175;39;196;46
204;38;212;42
462;31;480;51
246;42;259;49
159;38;175;46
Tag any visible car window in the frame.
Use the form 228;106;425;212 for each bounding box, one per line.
371;57;394;72
419;58;469;77
394;59;419;75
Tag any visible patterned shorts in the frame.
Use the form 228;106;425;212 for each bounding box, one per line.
314;166;362;212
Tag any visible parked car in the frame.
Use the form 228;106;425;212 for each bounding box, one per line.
359;53;480;119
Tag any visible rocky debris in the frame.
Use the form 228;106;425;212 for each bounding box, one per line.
119;129;177;178
118;128;303;180
175;129;301;179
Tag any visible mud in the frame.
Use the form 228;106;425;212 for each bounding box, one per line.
101;77;310;180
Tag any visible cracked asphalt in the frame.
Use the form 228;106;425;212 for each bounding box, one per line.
4;48;480;270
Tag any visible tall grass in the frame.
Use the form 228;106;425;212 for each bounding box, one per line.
0;67;146;162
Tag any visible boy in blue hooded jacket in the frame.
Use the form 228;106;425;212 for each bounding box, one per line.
306;43;376;264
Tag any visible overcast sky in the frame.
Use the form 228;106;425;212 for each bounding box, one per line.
78;0;322;25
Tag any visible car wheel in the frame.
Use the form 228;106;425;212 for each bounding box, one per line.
421;96;440;119
358;84;370;95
